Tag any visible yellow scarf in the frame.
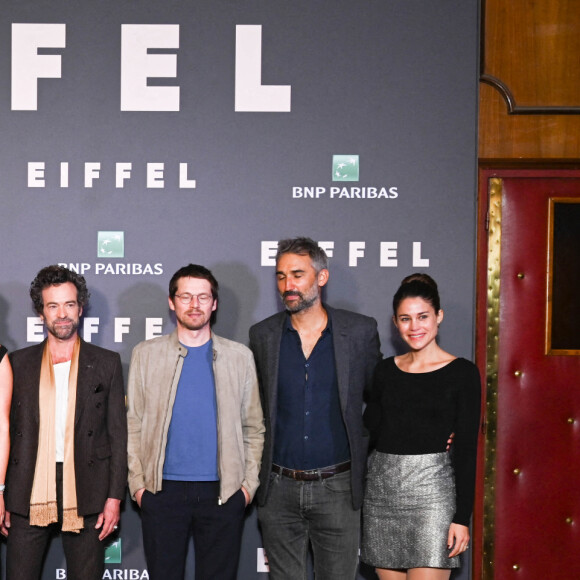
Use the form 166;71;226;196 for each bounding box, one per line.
30;338;84;532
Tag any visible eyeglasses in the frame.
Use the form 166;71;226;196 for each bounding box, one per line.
174;293;213;305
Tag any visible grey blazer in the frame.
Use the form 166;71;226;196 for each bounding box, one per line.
249;305;381;510
6;339;128;517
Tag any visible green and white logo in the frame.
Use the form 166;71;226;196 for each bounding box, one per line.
104;538;122;564
98;231;124;258
332;155;359;182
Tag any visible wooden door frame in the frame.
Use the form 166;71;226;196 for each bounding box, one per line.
473;161;580;579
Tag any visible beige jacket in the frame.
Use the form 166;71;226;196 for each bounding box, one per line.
127;329;264;503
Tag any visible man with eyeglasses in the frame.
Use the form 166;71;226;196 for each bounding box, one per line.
126;264;264;580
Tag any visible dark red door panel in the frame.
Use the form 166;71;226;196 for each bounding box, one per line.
476;171;580;580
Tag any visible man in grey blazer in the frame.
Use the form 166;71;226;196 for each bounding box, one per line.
1;265;127;580
249;237;382;580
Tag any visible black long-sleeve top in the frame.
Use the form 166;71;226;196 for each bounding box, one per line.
363;357;481;526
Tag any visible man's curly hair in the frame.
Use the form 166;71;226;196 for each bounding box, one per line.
30;265;90;315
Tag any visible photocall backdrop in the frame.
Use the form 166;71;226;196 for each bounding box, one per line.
0;1;479;578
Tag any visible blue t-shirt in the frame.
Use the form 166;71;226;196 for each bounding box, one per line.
163;340;219;481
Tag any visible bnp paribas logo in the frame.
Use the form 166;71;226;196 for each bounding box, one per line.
98;231;124;258
104;538;122;564
332;155;359;182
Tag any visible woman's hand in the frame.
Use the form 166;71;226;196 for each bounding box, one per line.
0;509;9;537
447;523;469;557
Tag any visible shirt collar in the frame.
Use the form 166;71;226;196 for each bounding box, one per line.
283;309;333;335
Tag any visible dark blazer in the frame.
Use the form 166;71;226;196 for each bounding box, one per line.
249;305;381;510
6;339;128;517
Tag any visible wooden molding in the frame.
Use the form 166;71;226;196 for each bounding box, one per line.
480;74;580;115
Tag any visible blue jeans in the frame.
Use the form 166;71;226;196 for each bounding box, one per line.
258;470;360;580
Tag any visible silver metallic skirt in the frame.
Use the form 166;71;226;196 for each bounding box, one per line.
361;451;460;570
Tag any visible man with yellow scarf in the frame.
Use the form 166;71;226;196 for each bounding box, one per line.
1;265;128;580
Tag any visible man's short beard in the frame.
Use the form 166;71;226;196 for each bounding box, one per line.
176;309;211;332
47;319;79;341
282;291;318;314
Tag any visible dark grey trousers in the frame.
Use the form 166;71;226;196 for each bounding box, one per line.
6;463;104;580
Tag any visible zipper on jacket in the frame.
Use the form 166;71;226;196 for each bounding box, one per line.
214;347;223;506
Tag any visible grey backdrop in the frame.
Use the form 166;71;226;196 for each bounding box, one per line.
1;1;479;578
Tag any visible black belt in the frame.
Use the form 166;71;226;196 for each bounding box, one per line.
272;461;351;481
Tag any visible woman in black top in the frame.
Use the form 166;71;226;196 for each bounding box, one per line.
361;274;481;580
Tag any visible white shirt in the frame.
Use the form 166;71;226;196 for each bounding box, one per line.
54;361;71;462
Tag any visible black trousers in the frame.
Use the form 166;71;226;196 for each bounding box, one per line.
141;480;247;580
6;463;104;580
